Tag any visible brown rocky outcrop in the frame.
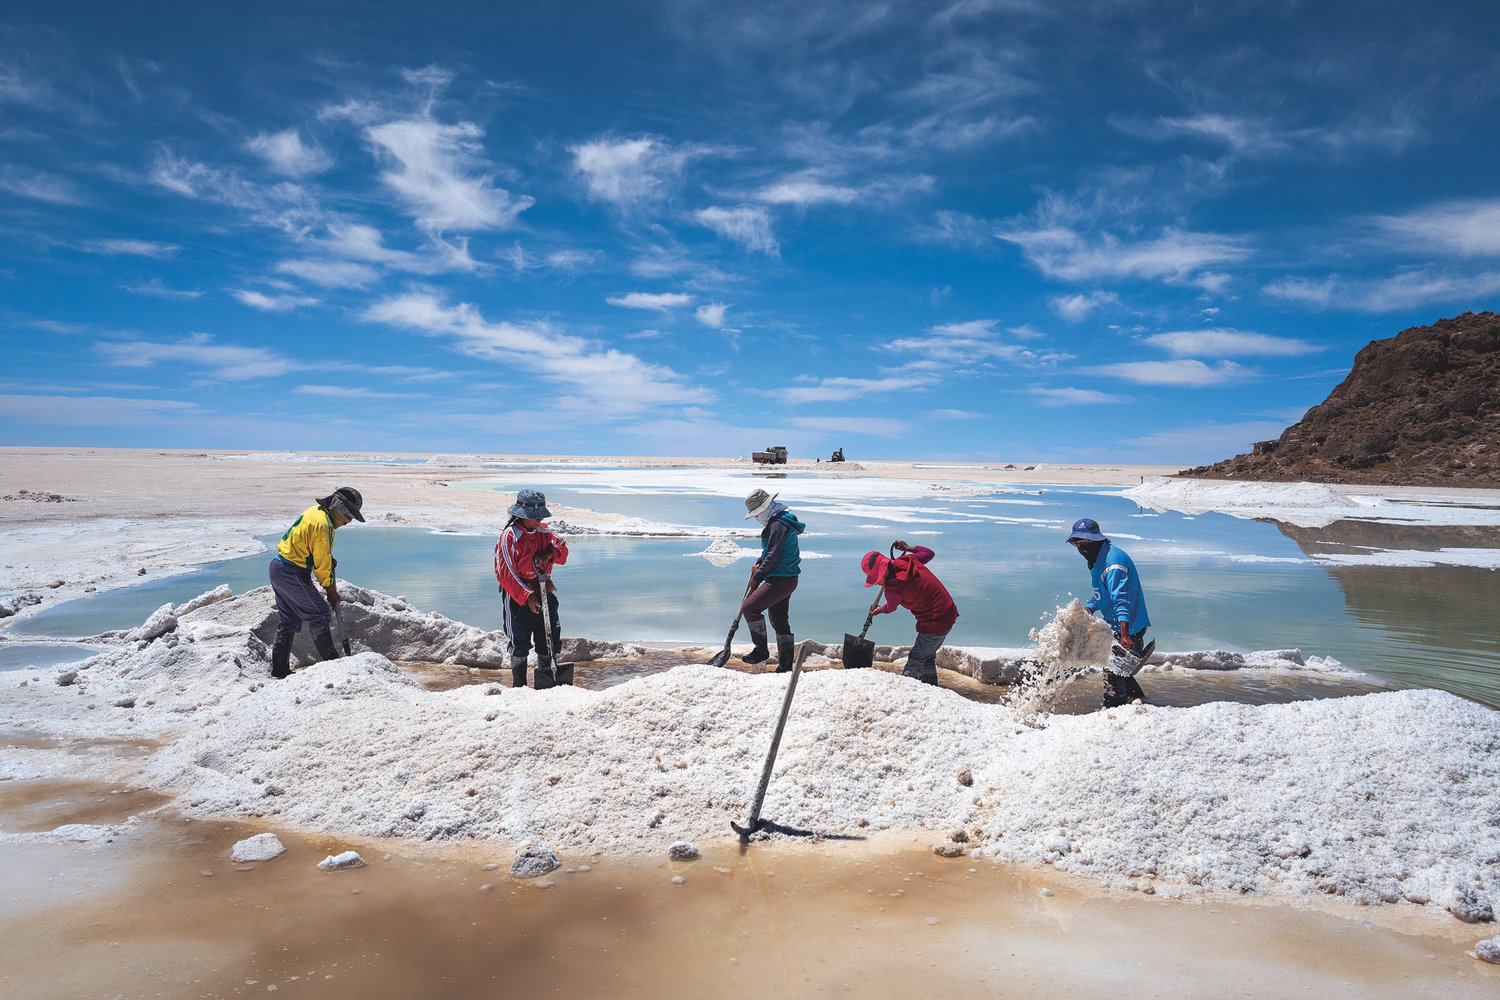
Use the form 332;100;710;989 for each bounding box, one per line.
1180;311;1500;487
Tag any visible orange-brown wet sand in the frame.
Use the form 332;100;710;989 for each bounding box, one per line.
2;775;1495;1000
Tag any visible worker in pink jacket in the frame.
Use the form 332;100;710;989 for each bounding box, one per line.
860;540;958;685
494;489;570;689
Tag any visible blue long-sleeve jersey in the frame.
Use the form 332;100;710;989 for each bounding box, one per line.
1086;540;1152;634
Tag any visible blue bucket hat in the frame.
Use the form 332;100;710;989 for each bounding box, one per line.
1066;517;1107;543
508;488;552;519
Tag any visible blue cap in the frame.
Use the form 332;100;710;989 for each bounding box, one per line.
1067;517;1106;543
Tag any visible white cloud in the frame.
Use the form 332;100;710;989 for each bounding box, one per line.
83;238;180;258
884;319;1071;367
246;129;333;177
293;385;420;399
1144;329;1321;357
275;258;381;288
0;166;86;205
694;205;780;256
1124;420;1294;462
1372;199;1500;258
0;393;202;426
96;333;299;380
150;150;320;232
232;289;320;312
1030;387;1128;407
571;136;688;209
1050;291;1120;322
787;416;909;436
1264;269;1500;313
363;293;711;413
999;226;1252;283
123;278;202;299
366;118;533;232
1092;359;1247;387
756;176;859;206
695;302;730;328
782;376;919;405
607;292;695;310
545;249;599;272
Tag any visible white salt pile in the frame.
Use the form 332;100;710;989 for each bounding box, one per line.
2;585;1496;925
317;850;366;871
231;832;286;863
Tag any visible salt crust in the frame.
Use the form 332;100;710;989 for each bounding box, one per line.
230;832;286;862
1123;477;1500;530
1;587;1496;922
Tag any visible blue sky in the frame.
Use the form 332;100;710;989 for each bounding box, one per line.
2;1;1498;463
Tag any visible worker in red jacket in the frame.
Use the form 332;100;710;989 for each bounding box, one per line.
495;489;570;689
860;540;958;685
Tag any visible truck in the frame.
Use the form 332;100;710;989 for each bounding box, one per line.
751;445;789;465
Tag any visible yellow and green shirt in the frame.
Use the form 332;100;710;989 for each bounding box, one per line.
276;505;337;586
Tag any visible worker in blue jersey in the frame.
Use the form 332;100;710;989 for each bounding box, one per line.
1067;517;1154;709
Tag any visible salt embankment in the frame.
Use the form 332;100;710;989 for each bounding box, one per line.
1;586;1496;924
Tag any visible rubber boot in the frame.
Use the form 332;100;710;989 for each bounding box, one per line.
510;655;528;689
270;634;293;679
534;657;557;691
312;627;341;662
773;633;796;673
742;621;770;664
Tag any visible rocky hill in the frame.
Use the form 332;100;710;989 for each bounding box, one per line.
1181;311;1500;487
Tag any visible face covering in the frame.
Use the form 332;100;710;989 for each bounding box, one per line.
1076;539;1104;567
755;509;774;526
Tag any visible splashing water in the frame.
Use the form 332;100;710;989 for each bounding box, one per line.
1007;599;1114;716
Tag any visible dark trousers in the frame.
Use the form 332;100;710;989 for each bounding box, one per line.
503;591;561;660
1101;628;1149;708
739;576;798;634
268;559;329;645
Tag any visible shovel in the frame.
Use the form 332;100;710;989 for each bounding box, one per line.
731;640;810;841
841;588;883;670
330;559;352;656
535;560;560;683
707;580;756;668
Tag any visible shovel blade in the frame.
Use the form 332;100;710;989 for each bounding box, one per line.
842;634;875;669
707;645;733;668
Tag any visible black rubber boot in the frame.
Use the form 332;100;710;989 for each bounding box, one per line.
510;656;528;688
312;627;341;662
773;633;796;673
743;621;771;664
270;634;293;679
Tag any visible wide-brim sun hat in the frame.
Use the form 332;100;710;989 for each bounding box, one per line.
744;489;779;520
1067;517;1106;543
508;488;552;519
861;550;889;587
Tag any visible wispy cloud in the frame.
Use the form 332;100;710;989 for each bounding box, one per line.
694;205;780;256
695;302;730;328
366;118;532;232
0;393;202;426
246;129;333;177
83;238;180;258
1371;198;1500;258
123;278;202;299
275;258;381;288
363;293;712;412
1030;387;1129;407
1124;420;1294;463
607;291;695;310
1093;359;1247;387
1144;329;1321;357
999;225;1252;283
787;415;909;436
571;136;692;209
0;166;86;205
96;333;299;380
1263;269;1500;313
1050;291;1120;322
231;289;320;312
782;376;921;405
884;319;1070;367
756;175;860;206
293;384;421;399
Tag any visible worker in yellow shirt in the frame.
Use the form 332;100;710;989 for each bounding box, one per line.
268;487;365;679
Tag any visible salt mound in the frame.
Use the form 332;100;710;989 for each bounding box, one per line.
1123;478;1358;527
692;538;753;567
4;584;1499;923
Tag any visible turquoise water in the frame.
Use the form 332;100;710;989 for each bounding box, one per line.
0;644;105;672
7;477;1498;708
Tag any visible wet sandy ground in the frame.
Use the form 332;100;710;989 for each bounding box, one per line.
1;775;1496;1000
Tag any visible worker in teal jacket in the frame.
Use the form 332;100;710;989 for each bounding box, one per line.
739;489;806;672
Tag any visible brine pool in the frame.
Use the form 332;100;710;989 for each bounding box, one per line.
5;471;1498;709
